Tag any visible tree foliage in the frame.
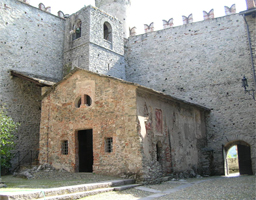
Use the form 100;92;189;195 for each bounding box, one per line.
0;107;19;168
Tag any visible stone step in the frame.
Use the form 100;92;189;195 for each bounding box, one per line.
0;179;135;200
110;179;135;186
36;187;114;200
113;184;141;191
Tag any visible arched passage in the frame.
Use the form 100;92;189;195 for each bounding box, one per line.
223;140;253;176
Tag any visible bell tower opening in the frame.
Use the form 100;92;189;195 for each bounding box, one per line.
95;0;131;38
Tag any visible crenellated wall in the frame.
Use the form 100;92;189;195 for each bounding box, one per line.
0;0;65;168
125;13;256;175
0;0;65;81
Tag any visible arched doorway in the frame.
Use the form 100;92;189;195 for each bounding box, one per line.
226;145;239;174
223;140;253;175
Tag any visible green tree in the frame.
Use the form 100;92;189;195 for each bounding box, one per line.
0;107;19;168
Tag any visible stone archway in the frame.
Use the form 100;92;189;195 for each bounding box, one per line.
223;140;253;175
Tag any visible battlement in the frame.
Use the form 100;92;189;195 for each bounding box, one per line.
129;13;241;42
14;0;66;18
129;4;237;36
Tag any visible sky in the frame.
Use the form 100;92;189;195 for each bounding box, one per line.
228;146;237;158
29;0;247;34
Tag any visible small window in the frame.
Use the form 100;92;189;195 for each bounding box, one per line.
105;137;113;153
84;95;92;106
61;140;68;155
75;94;92;108
75;96;82;108
104;22;112;42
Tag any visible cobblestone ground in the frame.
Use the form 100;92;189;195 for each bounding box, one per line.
157;175;255;200
80;175;256;200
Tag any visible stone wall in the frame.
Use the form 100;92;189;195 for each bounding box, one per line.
0;0;64;81
89;44;126;79
244;13;256;92
1;77;41;167
89;6;126;79
125;14;256;175
39;70;142;177
136;89;208;182
0;0;65;166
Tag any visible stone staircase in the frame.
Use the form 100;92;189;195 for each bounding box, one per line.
0;179;140;200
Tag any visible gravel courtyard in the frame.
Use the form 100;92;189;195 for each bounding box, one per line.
80;175;256;200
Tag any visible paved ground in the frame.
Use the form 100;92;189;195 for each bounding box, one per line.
80;174;256;200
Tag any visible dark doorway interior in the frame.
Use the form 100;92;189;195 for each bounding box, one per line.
237;144;253;175
78;129;93;172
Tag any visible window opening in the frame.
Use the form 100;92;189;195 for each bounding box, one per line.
75;27;81;38
75;94;92;108
105;137;113;153
84;95;92;106
61;140;68;155
75;96;82;108
104;22;112;42
73;20;82;40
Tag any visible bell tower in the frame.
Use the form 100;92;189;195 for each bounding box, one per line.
95;0;131;38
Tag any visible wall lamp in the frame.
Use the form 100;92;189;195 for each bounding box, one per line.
242;76;255;100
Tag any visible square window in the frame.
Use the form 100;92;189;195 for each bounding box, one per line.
105;137;113;153
61;140;68;155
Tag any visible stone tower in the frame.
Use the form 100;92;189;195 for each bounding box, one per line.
63;6;126;80
95;0;131;38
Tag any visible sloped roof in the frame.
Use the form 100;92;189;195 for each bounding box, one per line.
10;70;58;86
239;7;256;16
43;67;211;112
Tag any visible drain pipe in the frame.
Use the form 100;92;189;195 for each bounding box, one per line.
242;14;256;93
